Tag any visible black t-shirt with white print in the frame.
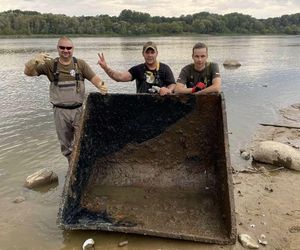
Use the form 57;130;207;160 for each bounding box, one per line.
128;62;175;93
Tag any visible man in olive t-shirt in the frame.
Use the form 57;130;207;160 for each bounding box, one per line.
175;42;221;94
24;36;107;163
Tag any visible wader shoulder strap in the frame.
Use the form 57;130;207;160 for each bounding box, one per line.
53;58;59;86
73;57;80;82
186;64;194;88
154;61;160;85
73;57;81;93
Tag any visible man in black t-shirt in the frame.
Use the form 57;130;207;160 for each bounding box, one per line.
98;41;175;95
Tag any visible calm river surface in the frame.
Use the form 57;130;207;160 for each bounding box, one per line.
0;35;300;249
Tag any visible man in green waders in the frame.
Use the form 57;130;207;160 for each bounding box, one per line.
24;36;108;164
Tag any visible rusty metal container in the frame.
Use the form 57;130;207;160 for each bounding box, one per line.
57;93;236;244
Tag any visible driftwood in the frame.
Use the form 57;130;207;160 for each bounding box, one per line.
259;123;300;129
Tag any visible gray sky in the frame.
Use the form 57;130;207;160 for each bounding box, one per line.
0;0;299;19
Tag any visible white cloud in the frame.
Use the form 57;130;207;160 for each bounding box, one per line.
0;0;299;18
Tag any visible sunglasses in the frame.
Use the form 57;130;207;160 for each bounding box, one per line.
58;46;73;50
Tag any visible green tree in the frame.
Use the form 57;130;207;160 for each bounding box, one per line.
0;9;299;36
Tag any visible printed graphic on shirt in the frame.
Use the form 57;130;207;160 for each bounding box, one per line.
145;71;156;84
70;69;76;77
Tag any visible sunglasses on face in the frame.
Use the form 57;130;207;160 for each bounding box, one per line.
58;46;73;50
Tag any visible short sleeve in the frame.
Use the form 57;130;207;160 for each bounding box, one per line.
211;63;220;79
176;64;191;84
161;64;175;85
78;59;96;81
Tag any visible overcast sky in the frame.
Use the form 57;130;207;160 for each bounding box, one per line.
0;0;299;19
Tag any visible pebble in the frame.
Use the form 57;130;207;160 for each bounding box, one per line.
289;225;300;233
118;240;128;247
238;234;259;249
82;238;95;250
241;151;251;160
13;196;26;203
258;239;268;245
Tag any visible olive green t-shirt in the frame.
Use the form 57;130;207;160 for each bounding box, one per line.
36;58;95;82
177;62;220;88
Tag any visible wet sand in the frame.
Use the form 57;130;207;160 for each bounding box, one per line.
230;103;300;250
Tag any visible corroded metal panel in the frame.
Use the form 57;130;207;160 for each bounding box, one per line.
58;93;236;244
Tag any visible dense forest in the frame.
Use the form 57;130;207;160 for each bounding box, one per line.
0;9;299;36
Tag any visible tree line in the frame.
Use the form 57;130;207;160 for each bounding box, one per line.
0;9;299;36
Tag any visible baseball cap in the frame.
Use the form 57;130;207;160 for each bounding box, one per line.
142;41;157;52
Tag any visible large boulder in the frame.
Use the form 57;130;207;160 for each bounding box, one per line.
24;168;58;189
223;59;241;68
252;141;300;171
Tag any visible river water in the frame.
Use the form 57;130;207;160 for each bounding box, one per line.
0;35;299;249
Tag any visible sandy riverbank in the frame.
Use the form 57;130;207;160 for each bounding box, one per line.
231;103;300;250
79;103;300;250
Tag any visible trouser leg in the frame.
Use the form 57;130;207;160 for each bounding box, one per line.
53;107;82;159
72;106;83;150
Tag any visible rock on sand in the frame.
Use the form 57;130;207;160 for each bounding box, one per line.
24;168;58;189
252;140;300;171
